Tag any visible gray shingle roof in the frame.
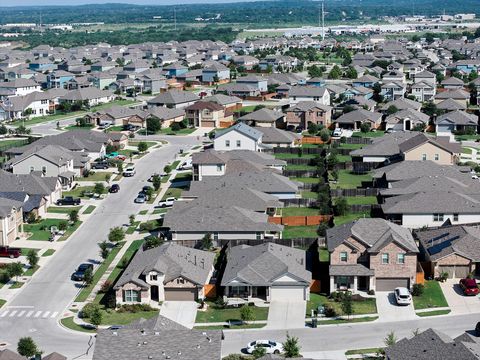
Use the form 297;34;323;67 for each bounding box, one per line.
221;242;311;286
7;144;74;168
380;98;422;111
436;110;478;126
437;98;467;111
148;90;199;105
215;123;263;141
238;108;284;123
0;170;59;197
435;89;470;100
289;86;328;97
253;126;301;144
329;264;374;276
335;109;382;125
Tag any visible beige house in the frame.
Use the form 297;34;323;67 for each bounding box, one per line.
185;101;234;128
0;197;24;246
327;218;419;293
400;134;460;165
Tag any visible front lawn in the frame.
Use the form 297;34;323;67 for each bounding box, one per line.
62;185;95;198
283;225;318;239
330;170;372;189
416;309;451;317
58;220;82;241
462;147;473;155
307;293;377;316
96;307;159;325
129;141;157;149
47;206;82;214
282;207;319;216
42;249;56;257
60;317;96;333
82;205;96;215
78;171;111;182
412;280;448;310
161;187;183;200
24;219;69;241
334;212;371;226
196;302;269;323
346;196;377;205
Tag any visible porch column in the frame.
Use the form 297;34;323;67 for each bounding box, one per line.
329;276;335;294
248;286;252;300
353;276;358;293
369;276;375;292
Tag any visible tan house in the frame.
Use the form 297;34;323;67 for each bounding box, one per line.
285;101;332;129
124;107;185;129
185;101;234;128
326;218;419;293
399;133;461;165
0;197;24;246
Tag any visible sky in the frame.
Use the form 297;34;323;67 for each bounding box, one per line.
0;0;261;6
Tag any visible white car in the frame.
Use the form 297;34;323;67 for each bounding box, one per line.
123;167;136;177
394;287;412;306
332;128;342;137
246;340;283;355
179;159;192;170
158;197;175;208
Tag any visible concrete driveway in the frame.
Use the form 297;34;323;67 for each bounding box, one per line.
265;300;306;329
440;279;480;314
160;301;198;329
375;291;416;322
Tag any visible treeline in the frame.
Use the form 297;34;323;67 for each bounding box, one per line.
0;0;479;26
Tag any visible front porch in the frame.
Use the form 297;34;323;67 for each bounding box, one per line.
329;264;375;294
224;285;270;303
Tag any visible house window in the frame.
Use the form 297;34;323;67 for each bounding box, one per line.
236;140;241;147
381;253;389;264
216;164;223;171
397;253;405;264
340;251;348;262
124;290;140;302
225;140;230;147
42;166;47;174
176;278;185;284
29;166;34;172
434;153;439;161
422;154;427;161
316;111;323;117
433;213;444;222
150;274;157;281
337;276;350;288
213;232;219;241
453;214;459;222
256;232;262;240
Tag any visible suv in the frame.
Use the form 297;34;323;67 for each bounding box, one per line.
0;246;21;258
109;184;120;193
333;128;343;137
123;167;136;177
92;161;109;170
158;197;175;208
56;196;81;206
71;263;94;281
394;287;412;306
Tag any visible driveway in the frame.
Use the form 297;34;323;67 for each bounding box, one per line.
160;301;198;329
375;291;416;322
440;279;480;314
265;300;306;329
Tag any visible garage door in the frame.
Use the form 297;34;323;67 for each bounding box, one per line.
376;278;410;292
438;265;470;279
164;288;196;301
437;124;454;133
270;286;305;301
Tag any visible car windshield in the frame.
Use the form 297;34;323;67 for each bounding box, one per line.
465;279;477;288
399;294;410;299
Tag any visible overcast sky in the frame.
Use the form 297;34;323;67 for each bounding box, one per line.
0;0;260;6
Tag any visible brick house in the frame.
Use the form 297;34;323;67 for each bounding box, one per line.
285;101;332;129
326;218;419;293
185;101;234;128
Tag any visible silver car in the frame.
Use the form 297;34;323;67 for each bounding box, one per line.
394;287;412;306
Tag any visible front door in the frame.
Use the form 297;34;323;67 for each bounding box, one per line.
358;276;368;291
151;285;159;302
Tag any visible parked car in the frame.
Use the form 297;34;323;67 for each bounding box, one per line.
123;167;136;177
109;184;120;193
332;128;343;137
92;161;109;170
394;287;412;306
246;340;283;355
105;152;119;159
459;278;480;296
135;193;147;203
56;196;81;206
71;263;94;281
158;197;175;208
115;155;127;161
475;322;480;336
179;159;192;170
0;246;21;258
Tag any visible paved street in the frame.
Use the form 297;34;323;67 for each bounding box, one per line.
0;135;199;358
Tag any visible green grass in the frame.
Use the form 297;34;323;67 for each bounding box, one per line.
19;247;39;254
47;206;82;214
346;196;377;205
319;248;329;262
24;265;39;276
412;280;448;310
274;153;316;159
345;348;383;355
316;316;378;325
416;309;451;317
24;219;67;241
58;220;82;241
334;212;370;226
42;249;56;257
338;143;365;150
62;185;95;198
10;281;24;289
105;125;124;132
60;317;96;333
93;307;159;325
174;172;193;181
161;187;183;200
196;302;269;323
126;221;140;234
286;164;316;171
152;208;167;215
171;160;181;169
352;131;385;138
75;242;125;302
140;127;196;136
129;141;157;149
64;125;95;131
456;134;480;141
194;323;265;330
82;205;96;215
282;207;319;216
118;148;136;158
0;139;29;148
337;155;352;163
330;170;372;189
283;225;319;239
307;293;377;316
462;147;473;155
290;177;320;184
0;299;5;309
301;191;318;199
139;210;148;215
78;171;111;182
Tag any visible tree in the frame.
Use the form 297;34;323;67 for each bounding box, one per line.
105;173;112;184
83;267;93;285
163;164;172;174
334;197;348;216
17;337;39;358
108;226;125;243
58;220;68;232
90;307;103;327
307;122;319;135
8;262;23;281
171;122;181;131
386;105;399;115
146;116;162;134
331;169;339;183
201;233;213;250
129;214;136;226
144;235;164;249
69;209;79;223
137;141;148;153
27;249;39;269
252;345;267;359
16;125;31;135
117;161;124;174
283;333;301;358
0;124;7;135
94;182;105;195
341;293;354;319
319;128;330;142
152;174;161;191
99;241;109;260
240;305;255;324
384;331;397;347
308;64;323;78
328;65;342;80
360;122;371;133
345;66;357;79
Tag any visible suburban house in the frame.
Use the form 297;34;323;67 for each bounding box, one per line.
253;126;300;148
288;86;330;106
437;98;467;112
185;101;233;128
201;63;230;84
412;70;436;87
214;123;263;151
285;101;332;129
46;70;75;89
147;90;199;109
410;81;436;102
236;75;268;92
0;196;24;246
384;108;430;132
0;78;41;97
238;108;285;128
436;110;478;136
221;243;312;302
381;81;406;101
434;89;470;107
352;74;379;88
415;225;480;279
203;94;242;112
85;106;147;126
441;77;465;90
145;107;186;129
334;109;382;130
59;88;114;107
326;218;419;293
114;243;214;304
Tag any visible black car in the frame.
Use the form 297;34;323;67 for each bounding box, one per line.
56;196;81;206
92;161;109;170
71;263;94;281
109;184;120;193
476;322;480;336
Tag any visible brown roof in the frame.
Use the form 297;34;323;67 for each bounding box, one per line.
185;101;223;111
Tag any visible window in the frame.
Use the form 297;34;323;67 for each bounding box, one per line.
176;278;185;284
41;166;47;174
216;164;223;172
256;232;262;240
225;140;230;147
236;140;241;147
434;153;439;161
340;251;348;262
454;214;459;222
150;274;157;281
316;111;323;117
337;276;350;288
433;213;444;222
124;290;140;302
397;253;405;264
422;154;427;161
29;166;34;172
213;232;219;241
381;253;389;264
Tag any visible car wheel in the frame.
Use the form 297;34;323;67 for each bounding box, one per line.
9;254;14;259
274;350;280;354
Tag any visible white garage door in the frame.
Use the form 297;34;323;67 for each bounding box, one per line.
270;286;305;301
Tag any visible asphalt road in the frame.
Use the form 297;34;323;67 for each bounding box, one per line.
0;135;199;359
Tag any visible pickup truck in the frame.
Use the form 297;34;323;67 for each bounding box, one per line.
56;196;81;206
0;246;22;258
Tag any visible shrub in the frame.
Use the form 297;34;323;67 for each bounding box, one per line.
411;284;424;297
100;280;112;294
81;303;100;319
214;297;227;309
103;291;117;309
437;272;449;282
58;220;68;232
367;289;375;296
116;304;155;313
0;270;11;284
26;212;37;224
323;304;336;317
170;122;181;132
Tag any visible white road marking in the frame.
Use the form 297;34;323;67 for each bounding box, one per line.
42;311;50;318
0;311;9;317
9;311;17;317
17;310;26;317
50;311;59;318
26;311;34;317
34;311;42;318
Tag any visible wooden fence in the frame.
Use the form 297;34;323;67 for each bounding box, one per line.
285;158;314;165
268;215;332;226
218;238;319;248
348;204;373;213
274;147;326;155
281;198;318;207
330;188;379;197
331;137;372;145
301;136;328;145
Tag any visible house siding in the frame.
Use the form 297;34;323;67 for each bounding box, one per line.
403;142;455;165
370;242;417;287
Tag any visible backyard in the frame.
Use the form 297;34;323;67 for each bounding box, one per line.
282;225;319;239
330;170;372;189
